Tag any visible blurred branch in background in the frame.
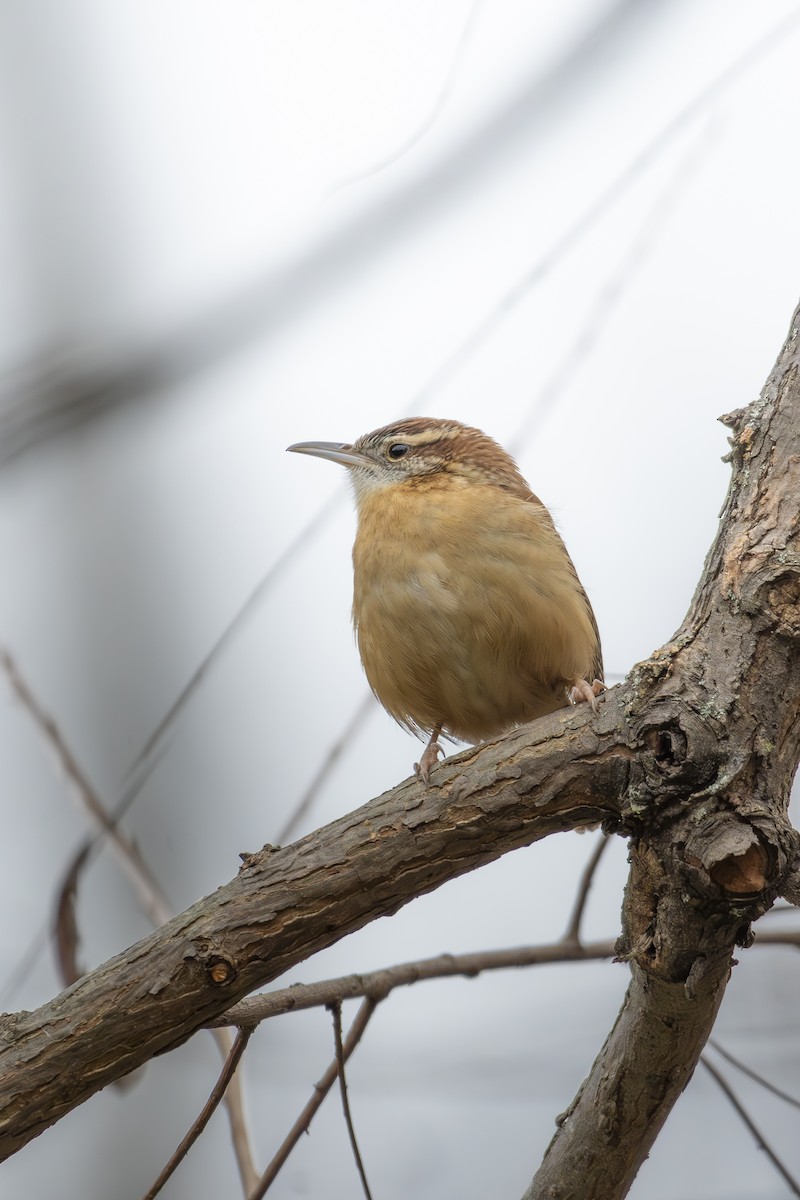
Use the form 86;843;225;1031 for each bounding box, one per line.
699;1056;800;1198
0;648;259;1194
1;5;797;466
274;691;377;844
707;1038;800;1111
0;647;170;927
507;113;719;454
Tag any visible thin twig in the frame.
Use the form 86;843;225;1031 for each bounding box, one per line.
212;1026;259;1195
141;1027;253;1200
700;1056;800;1197
209;939;616;1029
708;1038;800;1110
330;1002;373;1200
207;929;800;1034
248;998;379;1199
275;692;376;843
563;833;610;946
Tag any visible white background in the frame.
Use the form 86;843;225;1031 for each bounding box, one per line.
1;2;800;1197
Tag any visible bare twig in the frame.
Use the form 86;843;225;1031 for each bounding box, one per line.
141;1027;253;1200
212;1025;259;1196
248;998;378;1199
209;939;616;1029
563;833;611;946
708;1038;800;1110
330;1002;373;1200
700;1056;800;1198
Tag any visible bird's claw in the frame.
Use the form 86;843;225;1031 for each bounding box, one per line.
569;677;606;712
414;738;445;784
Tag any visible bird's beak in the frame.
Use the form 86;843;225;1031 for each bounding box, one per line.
287;440;372;469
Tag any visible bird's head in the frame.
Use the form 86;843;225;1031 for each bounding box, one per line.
288;417;531;505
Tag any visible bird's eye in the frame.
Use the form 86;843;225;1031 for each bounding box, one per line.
387;443;409;460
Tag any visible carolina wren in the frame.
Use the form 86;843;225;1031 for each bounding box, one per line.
288;418;603;781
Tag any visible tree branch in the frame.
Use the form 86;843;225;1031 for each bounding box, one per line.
0;704;628;1161
522;298;800;1197
525;958;730;1199
206;940;617;1029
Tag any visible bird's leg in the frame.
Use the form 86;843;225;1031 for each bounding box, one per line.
569;678;606;712
414;725;444;784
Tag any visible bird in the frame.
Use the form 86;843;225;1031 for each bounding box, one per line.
287;417;603;782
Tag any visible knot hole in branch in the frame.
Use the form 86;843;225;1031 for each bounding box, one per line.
183;938;239;989
636;709;722;792
641;722;688;777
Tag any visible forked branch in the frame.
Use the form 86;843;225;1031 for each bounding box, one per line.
523;299;800;1197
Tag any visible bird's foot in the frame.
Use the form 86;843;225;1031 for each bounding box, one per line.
569;678;606;712
414;736;445;784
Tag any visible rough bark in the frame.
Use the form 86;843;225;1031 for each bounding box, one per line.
0;304;799;1194
525;300;800;1197
0;708;626;1161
